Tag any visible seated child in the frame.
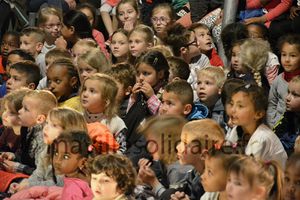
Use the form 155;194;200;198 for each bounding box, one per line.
196;66;226;129
159;80;208;120
90;154;136;200
163;119;225;200
0;89;31;153
0;90;57;193
200;148;240;200
110;29;130;64
37;48;72;90
19;27;46;77
0;31;20;84
190;23;224;67
46;58;81;112
80;73;127;153
226;84;287;167
71;39;98;60
138;115;193;198
0;50;35;98
77;47;110;83
105;63;135;119
166;56;190;83
274;75;300;155
283;152;300;200
226;155;283;200
6;61;41;94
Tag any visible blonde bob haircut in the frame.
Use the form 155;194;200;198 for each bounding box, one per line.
81;73;118;119
197;66;226;88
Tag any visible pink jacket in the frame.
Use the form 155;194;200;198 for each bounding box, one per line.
247;0;292;26
6;186;62;200
61;177;93;200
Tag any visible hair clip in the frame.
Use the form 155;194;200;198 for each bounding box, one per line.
245;84;251;89
88;145;94;152
153;57;158;66
214;143;222;150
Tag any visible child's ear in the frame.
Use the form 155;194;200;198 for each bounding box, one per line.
70;76;78;88
78;157;88;175
147;42;154;48
254;110;265;121
183;104;193;115
180;47;188;56
36;42;44;53
27;83;36;90
36;114;46;124
125;86;132;96
157;70;164;81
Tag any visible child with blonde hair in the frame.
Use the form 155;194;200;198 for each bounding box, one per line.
169;119;225;200
226;156;284;200
77;48;111;83
0;88;31;153
196;67;226;129
80;73;127;153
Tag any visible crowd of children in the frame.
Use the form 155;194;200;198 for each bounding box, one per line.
0;0;299;200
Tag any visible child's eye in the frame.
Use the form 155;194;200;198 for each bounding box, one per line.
208;169;213;176
55;79;61;84
143;72;150;76
296;180;300;186
63;154;70;159
284;176;290;183
89;88;94;93
54;152;59;157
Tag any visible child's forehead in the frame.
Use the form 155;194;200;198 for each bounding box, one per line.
3;34;18;42
194;27;209;33
197;73;216;82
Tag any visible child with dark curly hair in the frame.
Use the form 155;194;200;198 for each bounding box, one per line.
90;154;136;200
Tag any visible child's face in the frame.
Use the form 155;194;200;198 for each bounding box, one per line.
47;65;77;100
194;27;213;53
53;141;84;176
43;117;63;145
247;25;264;39
201;157;227;192
81;79;106;113
176;131;202;166
151;9;171;35
1;34;19;58
79;8;94;26
183;31;200;62
110;32;129;59
77;59;98;83
229;91;263;129
117;3;138;25
2;102;20;127
283;161;300;200
72;44;90;60
41;14;61;39
231;45;244;73
226;172;254;200
159;91;189;116
286;81;300;112
6;54;23;72
129;32;150;57
91;172;121;200
136;62;161;87
281;43;300;73
6;69;29;93
20;35;42;57
197;75;220;107
18;96;40;127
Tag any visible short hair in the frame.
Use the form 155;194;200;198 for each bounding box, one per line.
20;27;45;43
105;63;135;89
81;73;118;119
73;39;98;51
76;3;98;28
197;67;226;88
278;34;300;53
78;48;110;73
25;90;57;115
182;119;225;149
91;154;136;195
10;61;41;87
7;49;35;62
221;78;245;105
189;23;210;32
167;56;190;80
37;7;62;26
164;23;191;57
48;107;87;132
2;88;31;113
164;80;193;105
130;24;154;45
45;48;72;65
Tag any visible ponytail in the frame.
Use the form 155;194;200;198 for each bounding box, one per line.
267;160;284;200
